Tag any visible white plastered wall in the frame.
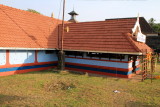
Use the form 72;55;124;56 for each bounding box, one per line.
0;50;6;65
9;50;35;64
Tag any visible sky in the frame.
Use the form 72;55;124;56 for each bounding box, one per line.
0;0;160;23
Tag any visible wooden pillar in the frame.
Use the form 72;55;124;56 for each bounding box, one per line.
35;50;38;63
58;0;66;71
6;50;10;65
58;50;65;70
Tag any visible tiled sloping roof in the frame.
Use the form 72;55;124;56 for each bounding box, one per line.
63;19;152;55
106;17;157;34
0;5;152;54
139;17;157;34
126;33;152;54
0;4;62;49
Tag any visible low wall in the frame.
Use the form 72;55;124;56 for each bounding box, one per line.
0;50;58;76
65;56;133;78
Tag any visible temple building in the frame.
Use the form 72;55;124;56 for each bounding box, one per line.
0;5;153;78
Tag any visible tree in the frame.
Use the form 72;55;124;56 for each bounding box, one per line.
26;9;41;14
148;18;160;33
148;18;156;27
153;24;160;33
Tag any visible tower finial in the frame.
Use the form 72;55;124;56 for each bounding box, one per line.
73;4;74;11
137;13;140;22
51;12;54;18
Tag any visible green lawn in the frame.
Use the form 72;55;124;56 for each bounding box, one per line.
0;66;160;107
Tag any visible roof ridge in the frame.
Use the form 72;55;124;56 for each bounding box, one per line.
65;19;137;25
105;17;144;20
0;4;61;21
65;20;106;25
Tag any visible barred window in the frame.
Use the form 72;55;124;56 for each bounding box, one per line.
65;51;83;58
45;50;54;54
87;52;100;58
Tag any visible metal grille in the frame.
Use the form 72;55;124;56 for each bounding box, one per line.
141;53;157;82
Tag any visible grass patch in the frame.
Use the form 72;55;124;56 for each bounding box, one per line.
45;78;78;91
0;65;160;106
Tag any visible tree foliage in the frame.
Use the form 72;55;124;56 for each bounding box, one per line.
26;9;41;14
148;18;160;33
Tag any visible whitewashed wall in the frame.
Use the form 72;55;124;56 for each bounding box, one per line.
66;57;132;69
9;50;35;64
0;50;6;65
135;60;140;66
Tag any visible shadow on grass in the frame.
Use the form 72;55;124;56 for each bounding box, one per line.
0;94;25;105
23;68;123;81
126;101;159;107
20;68;60;75
67;70;123;80
23;68;84;76
19;68;131;81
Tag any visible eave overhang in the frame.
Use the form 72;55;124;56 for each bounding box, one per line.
0;47;56;50
64;49;142;55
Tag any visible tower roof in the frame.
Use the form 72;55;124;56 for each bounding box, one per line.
68;10;79;23
68;10;78;15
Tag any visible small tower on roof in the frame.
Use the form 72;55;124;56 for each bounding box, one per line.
68;10;78;23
